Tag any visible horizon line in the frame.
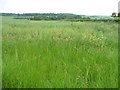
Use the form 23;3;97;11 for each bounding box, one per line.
0;12;112;16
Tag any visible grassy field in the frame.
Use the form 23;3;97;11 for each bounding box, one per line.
2;16;118;88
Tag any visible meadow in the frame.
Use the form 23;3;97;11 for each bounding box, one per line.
2;16;118;88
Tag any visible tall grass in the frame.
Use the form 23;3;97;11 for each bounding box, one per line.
2;17;118;88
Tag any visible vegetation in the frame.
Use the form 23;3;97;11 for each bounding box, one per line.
1;13;115;22
1;13;87;20
2;16;118;88
112;12;117;17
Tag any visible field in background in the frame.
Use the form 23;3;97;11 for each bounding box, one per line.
2;16;118;88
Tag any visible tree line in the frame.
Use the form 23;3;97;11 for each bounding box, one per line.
1;13;91;20
1;13;120;22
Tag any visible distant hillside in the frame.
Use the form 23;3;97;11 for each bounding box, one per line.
1;13;117;22
0;13;90;20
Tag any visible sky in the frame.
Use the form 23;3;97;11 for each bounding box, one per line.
0;0;119;16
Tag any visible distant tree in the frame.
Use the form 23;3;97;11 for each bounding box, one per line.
118;13;120;17
112;12;117;17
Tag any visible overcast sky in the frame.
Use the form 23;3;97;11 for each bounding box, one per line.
0;0;119;16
